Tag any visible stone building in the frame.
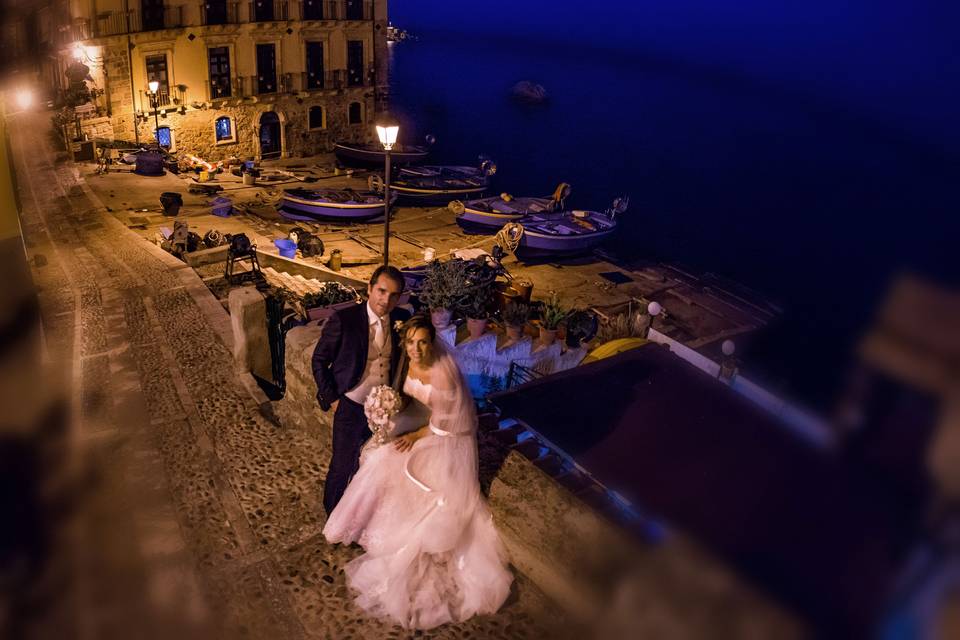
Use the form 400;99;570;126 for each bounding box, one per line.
32;0;389;160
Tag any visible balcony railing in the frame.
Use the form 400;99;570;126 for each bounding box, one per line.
342;0;372;20
68;0;371;41
202;1;241;25
249;0;289;22
70;8;184;38
300;0;339;20
210;78;232;99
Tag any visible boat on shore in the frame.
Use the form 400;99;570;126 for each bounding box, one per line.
449;183;571;232
390;159;497;205
334;141;429;167
279;187;391;222
506;197;628;259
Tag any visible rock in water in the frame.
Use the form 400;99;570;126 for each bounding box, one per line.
511;81;548;104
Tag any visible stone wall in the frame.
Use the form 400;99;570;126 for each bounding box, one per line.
129;91;374;160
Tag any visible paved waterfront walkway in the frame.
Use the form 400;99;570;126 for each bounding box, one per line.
12;113;567;639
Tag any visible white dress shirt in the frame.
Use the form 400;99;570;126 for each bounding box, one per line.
345;302;392;403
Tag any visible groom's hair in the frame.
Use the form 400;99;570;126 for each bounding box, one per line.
369;265;405;292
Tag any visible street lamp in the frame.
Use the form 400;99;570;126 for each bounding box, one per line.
14;89;33;111
376;116;399;266
147;80;160;144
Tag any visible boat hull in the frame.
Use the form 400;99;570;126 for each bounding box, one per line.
513;211;618;259
514;228;615;258
334;142;428;167
392;183;488;205
280;192;385;221
454;195;556;232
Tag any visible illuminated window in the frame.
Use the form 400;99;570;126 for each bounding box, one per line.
308;106;325;130
156;125;172;148
215;115;235;143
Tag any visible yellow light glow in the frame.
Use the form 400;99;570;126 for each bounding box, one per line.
148;80;160;94
14;89;33;111
376;124;399;149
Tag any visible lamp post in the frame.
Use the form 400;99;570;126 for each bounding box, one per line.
645;301;662;339
147;80;160;144
376;117;399;266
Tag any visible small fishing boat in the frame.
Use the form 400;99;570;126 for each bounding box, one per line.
449;183;571;233
334;141;429;167
388;159;497;205
503;197;629;259
279;188;392;222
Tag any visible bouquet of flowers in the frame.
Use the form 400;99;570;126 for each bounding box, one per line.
364;384;403;444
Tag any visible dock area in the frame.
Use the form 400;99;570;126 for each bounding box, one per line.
84;154;779;360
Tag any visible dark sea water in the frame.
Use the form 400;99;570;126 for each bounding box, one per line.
386;2;959;410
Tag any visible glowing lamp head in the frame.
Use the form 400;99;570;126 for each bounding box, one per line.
72;43;85;61
148;80;160;94
721;340;736;357
647;301;662;317
376;123;399;150
14;89;33;111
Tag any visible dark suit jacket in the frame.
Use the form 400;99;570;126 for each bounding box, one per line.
311;303;410;411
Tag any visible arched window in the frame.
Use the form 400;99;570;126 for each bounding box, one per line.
308;105;325;130
348;101;362;125
156;125;173;149
215;115;235;143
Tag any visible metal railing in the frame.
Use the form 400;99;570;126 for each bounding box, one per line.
299;70;340;90
201;1;242;25
345;65;375;87
300;0;339;20
209;79;232;99
506;362;545;390
342;0;372;20
249;0;289;22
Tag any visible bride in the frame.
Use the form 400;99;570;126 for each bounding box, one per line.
322;315;513;630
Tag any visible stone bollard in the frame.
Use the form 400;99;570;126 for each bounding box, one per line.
273;323;327;434
228;286;273;381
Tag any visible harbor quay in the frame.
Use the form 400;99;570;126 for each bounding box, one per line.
1;107;822;637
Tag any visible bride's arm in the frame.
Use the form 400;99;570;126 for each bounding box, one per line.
394;424;430;452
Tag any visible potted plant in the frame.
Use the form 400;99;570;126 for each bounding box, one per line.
461;285;494;339
537;292;569;347
502;300;531;343
302;281;363;321
417;258;470;329
564;308;599;347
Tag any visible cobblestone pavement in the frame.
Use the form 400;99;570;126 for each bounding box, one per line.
13;113;570;639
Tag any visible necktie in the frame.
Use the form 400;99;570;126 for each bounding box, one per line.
374;316;386;350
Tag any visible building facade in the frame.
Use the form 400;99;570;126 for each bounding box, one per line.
39;0;389;160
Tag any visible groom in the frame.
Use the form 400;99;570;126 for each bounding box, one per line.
312;265;410;515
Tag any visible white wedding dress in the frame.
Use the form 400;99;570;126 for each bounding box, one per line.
323;369;513;630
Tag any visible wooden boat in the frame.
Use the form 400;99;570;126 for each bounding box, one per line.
389;160;497;205
279;188;391;222
507;197;629;259
334;141;429;167
450;183;571;232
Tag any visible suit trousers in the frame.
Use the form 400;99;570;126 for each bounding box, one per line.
323;396;370;516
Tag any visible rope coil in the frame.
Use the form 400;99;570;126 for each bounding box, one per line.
495;223;524;253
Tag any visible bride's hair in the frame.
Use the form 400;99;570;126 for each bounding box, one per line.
400;314;436;344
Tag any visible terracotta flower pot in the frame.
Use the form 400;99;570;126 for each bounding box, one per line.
505;324;524;342
467;318;488;339
431;308;452;329
539;327;558;346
